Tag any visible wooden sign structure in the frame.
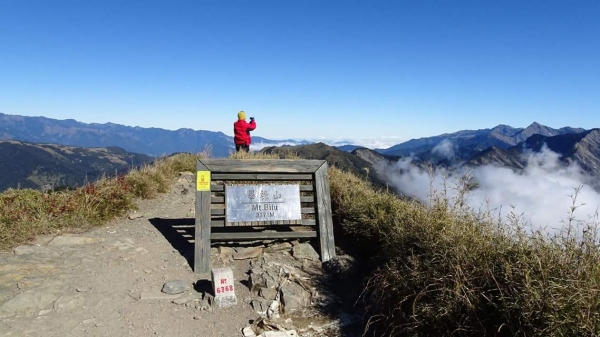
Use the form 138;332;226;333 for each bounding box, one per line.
194;159;336;274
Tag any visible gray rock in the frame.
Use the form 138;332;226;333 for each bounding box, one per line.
292;243;320;261
0;280;69;318
264;242;293;253
218;246;235;256
250;299;268;313
242;326;257;337
48;235;101;246
161;280;188;295
258;287;278;301
13;245;39;255
265;268;280;280
54;294;85;312
249;272;266;293
214;295;237;308
264;274;279;289
234;247;264;260
216;246;235;262
280;283;310;314
128;212;144;220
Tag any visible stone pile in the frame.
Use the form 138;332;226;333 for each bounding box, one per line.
171;239;356;336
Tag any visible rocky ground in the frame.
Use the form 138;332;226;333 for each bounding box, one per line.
0;173;362;337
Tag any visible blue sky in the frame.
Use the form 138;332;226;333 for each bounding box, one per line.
1;0;599;146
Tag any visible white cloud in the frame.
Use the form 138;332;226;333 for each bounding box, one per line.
250;141;301;151
333;137;407;149
431;139;456;159
248;137;407;151
378;145;600;237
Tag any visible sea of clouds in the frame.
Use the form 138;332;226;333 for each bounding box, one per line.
377;144;600;236
249;137;406;152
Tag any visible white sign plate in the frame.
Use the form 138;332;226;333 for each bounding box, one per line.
225;185;302;222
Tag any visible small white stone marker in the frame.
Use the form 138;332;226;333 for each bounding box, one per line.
211;267;237;308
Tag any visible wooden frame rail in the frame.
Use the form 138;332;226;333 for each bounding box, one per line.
194;159;336;274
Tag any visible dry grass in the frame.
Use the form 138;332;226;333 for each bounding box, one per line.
2;152;600;336
329;166;600;336
0;151;208;250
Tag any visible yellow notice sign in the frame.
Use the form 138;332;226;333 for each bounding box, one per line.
196;171;211;191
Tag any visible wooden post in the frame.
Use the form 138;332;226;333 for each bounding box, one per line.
314;162;335;262
195;161;212;275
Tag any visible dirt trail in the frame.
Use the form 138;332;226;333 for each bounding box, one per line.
0;175;358;337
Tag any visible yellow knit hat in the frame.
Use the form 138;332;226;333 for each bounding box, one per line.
237;111;246;120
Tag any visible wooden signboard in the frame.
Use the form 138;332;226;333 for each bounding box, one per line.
194;159;336;274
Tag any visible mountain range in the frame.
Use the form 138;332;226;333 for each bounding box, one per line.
1;112;599;193
467;128;600;177
0;113;301;158
377;122;586;160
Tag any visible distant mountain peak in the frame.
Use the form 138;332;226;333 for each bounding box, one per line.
523;121;549;131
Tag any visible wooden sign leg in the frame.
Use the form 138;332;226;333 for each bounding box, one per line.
314;163;336;262
195;162;212;275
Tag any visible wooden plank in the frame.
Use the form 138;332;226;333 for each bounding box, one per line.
211;184;313;192
210;219;316;227
211;208;314;216
211;231;317;241
211;220;225;227
211;209;224;216
211;173;313;181
301;207;315;214
300;196;314;203
195;161;212;275
200;159;324;173
314;162;336;262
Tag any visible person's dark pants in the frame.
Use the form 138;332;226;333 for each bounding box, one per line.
236;143;250;152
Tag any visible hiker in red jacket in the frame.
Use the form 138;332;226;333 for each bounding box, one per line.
233;111;256;152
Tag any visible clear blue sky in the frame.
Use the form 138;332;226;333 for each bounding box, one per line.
1;0;599;145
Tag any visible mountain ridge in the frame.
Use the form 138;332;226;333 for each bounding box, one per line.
0;140;154;192
0;113;250;158
380;122;586;158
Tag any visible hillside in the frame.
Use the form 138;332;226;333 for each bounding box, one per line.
0;140;154;191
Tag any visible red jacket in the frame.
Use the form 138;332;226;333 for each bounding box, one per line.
233;119;256;145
